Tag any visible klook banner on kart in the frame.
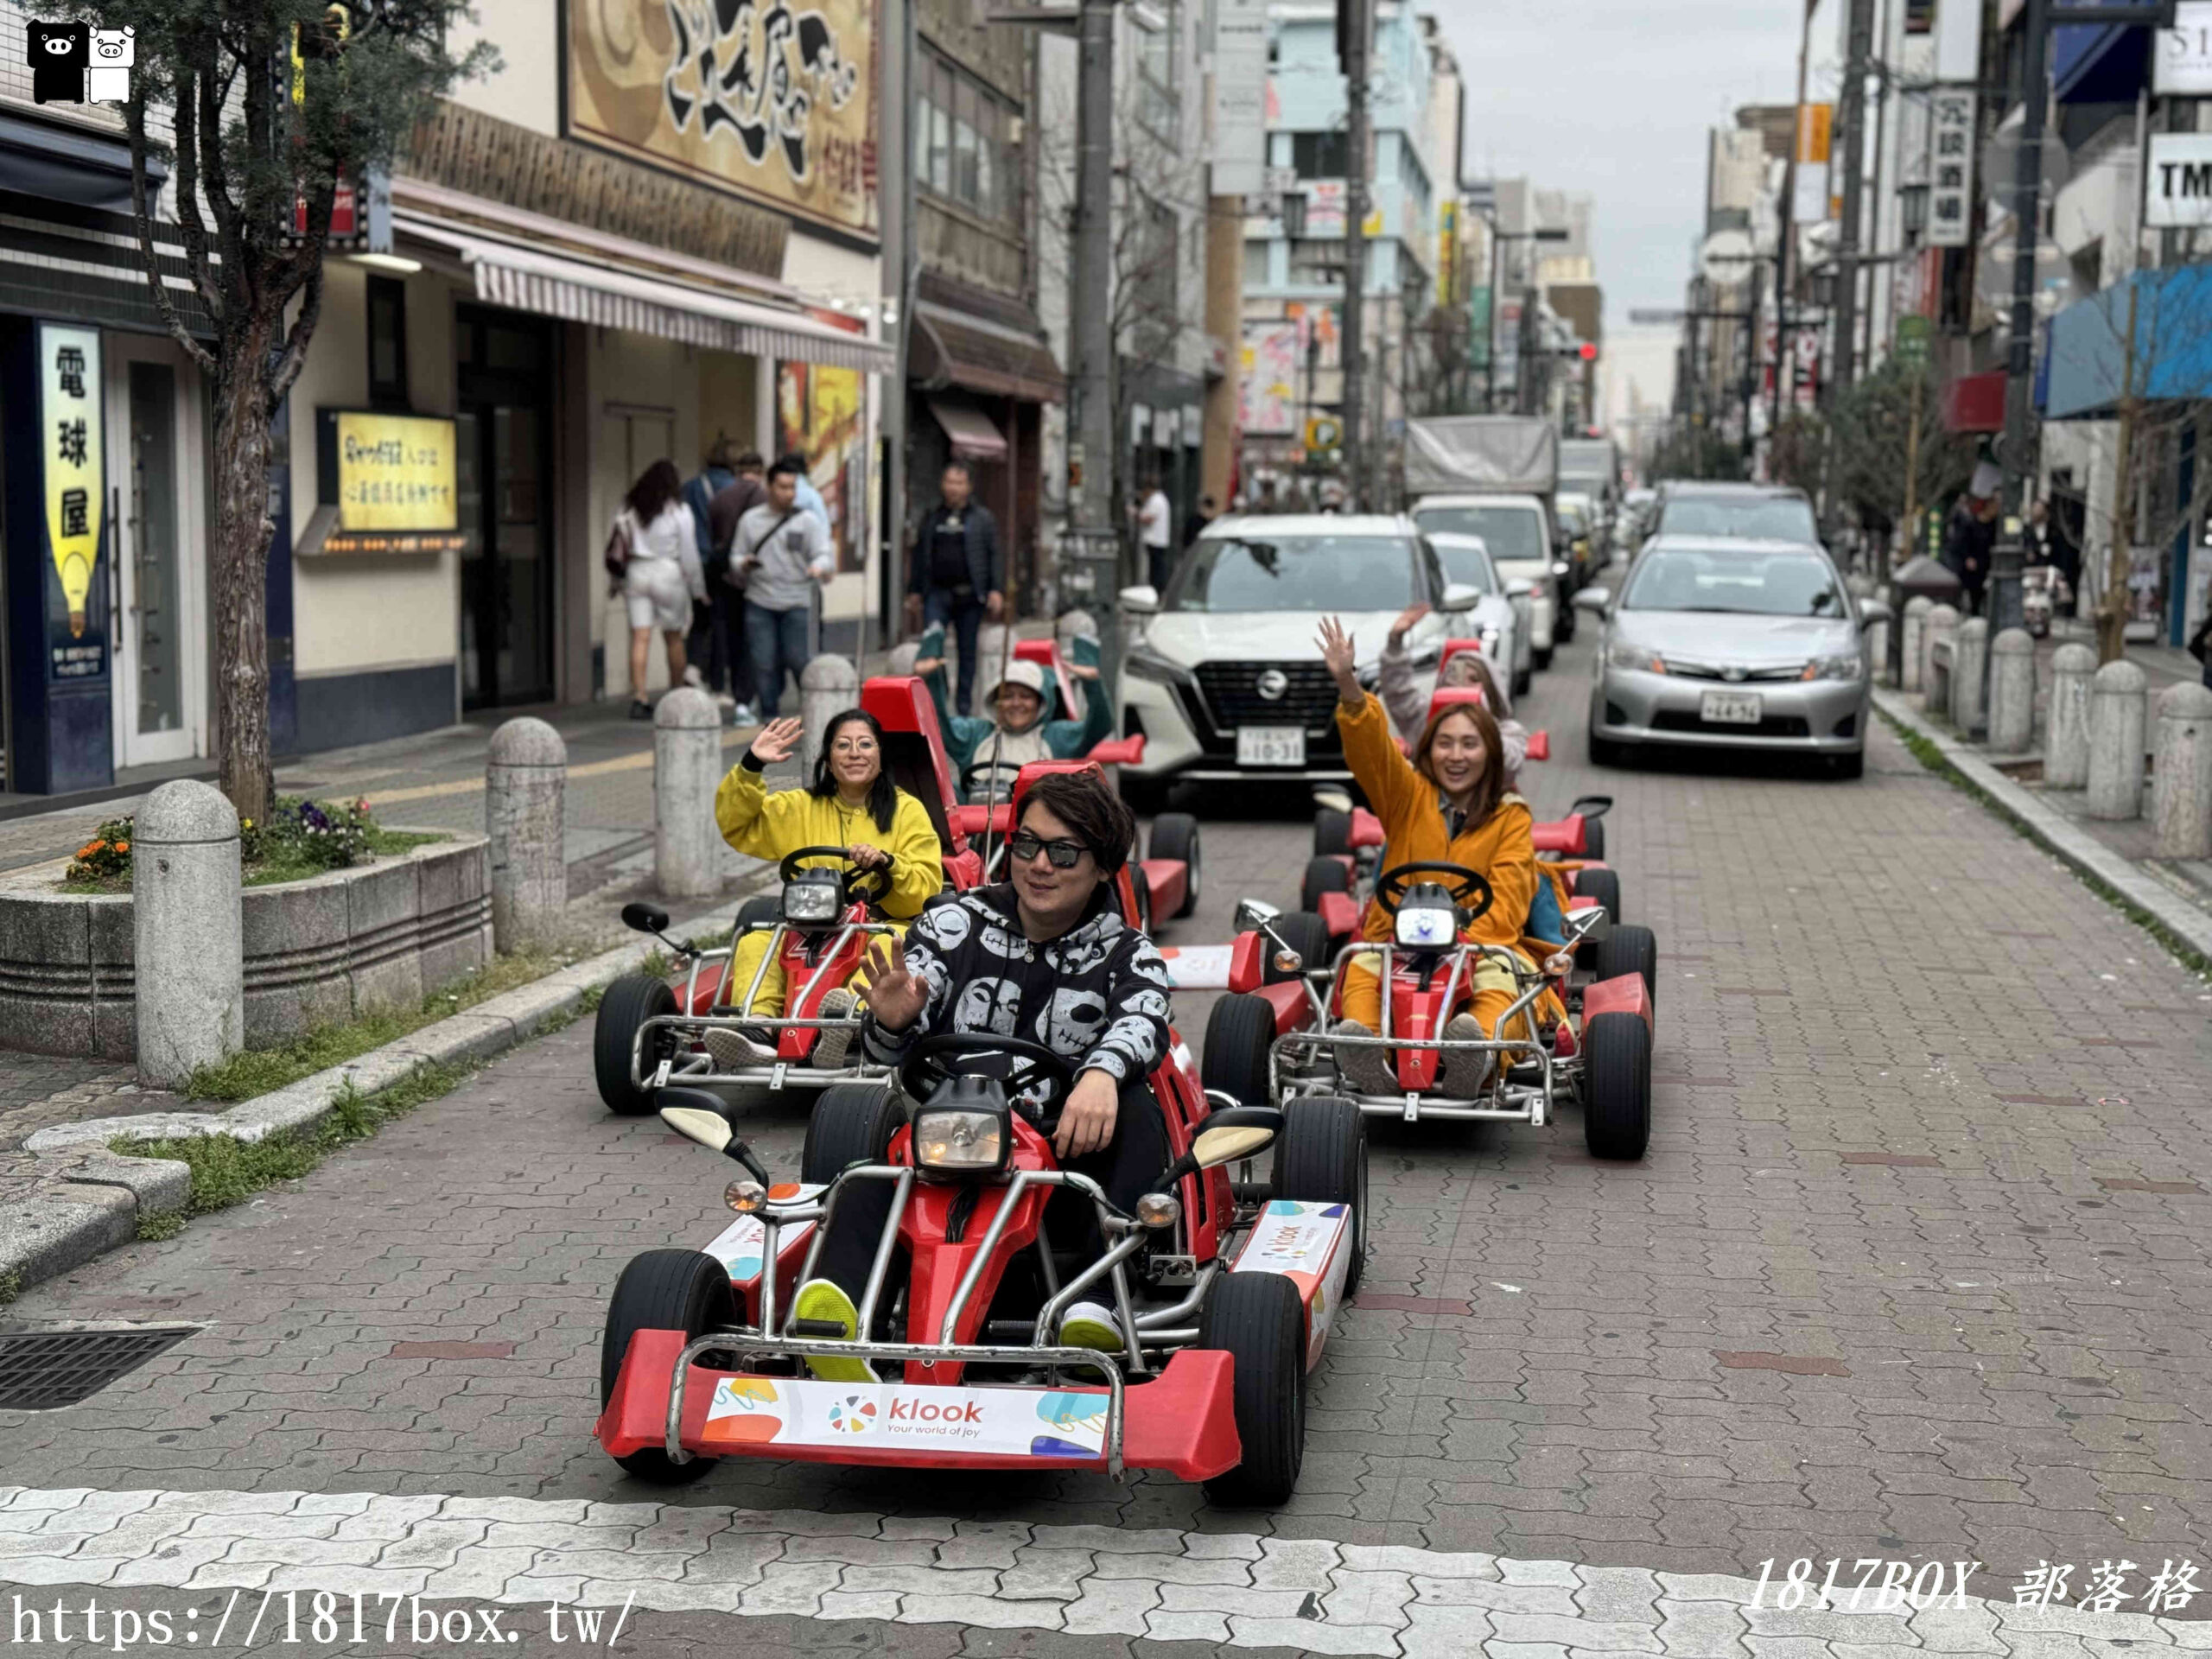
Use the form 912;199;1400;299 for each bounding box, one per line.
703;1376;1110;1459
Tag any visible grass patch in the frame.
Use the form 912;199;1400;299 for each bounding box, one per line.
1878;704;2212;982
182;946;585;1103
0;1269;19;1307
118;1058;479;1228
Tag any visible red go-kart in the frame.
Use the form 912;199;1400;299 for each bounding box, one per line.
594;1019;1367;1504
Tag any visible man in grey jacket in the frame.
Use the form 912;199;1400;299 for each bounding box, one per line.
903;461;1005;715
734;461;836;717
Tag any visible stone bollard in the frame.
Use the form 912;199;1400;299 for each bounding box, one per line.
654;688;724;898
1953;617;1989;734
886;639;921;678
134;779;244;1087
1922;603;1960;715
2152;681;2212;858
2086;660;2150;821
1988;628;2036;754
1900;596;1932;692
1866;614;1891;687
2045;643;2097;789
1057;608;1099;654
799;653;860;778
486;716;567;951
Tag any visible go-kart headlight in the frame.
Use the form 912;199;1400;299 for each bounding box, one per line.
912;1106;1009;1175
1607;642;1665;674
782;874;842;925
1803;652;1865;681
1395;904;1459;949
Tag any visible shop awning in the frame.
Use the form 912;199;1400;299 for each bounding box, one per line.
393;213;892;375
927;397;1008;461
2044;265;2212;419
912;302;1064;403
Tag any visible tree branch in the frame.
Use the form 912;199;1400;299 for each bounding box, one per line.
168;73;221;319
270;253;325;404
197;42;243;301
123;89;218;375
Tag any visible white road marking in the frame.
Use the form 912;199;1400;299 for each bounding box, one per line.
0;1486;2201;1655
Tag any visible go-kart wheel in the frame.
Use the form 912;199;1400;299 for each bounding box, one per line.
594;976;677;1116
1581;1011;1651;1161
1300;855;1351;916
1592;923;1657;1011
1147;812;1202;918
1198;1272;1306;1508
1265;911;1334;985
600;1249;734;1484
1129;863;1154;934
1200;994;1277;1112
1272;1096;1367;1295
1313;807;1352;859
1573;867;1622;926
802;1084;905;1185
1580;818;1606;861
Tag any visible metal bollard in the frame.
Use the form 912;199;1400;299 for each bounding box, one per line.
486;716;567;951
2045;643;2097;789
654;688;724;899
2152;681;2212;858
2086;659;2150;821
1953;617;1989;734
1900;596;1931;693
799;653;861;778
1922;603;1959;713
133;779;244;1086
1987;628;2036;754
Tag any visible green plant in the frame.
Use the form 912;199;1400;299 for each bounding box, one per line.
66;817;136;884
0;1269;20;1307
137;1211;187;1242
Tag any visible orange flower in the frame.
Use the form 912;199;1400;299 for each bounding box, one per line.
114;841;130;855
76;840;105;859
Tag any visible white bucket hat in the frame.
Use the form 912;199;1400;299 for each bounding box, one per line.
990;658;1048;702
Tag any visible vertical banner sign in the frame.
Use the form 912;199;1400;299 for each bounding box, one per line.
39;322;105;676
1211;0;1269;196
2158;0;2212;92
1935;0;1983;81
1927;88;1976;247
1437;200;1457;305
1792;104;1834;224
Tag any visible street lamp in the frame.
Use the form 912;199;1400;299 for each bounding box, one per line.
1483;220;1569;413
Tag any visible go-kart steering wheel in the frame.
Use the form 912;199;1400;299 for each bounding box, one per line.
897;1033;1077;1130
1373;860;1495;924
961;757;1025;802
778;845;893;906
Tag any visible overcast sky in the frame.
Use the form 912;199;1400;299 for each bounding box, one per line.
1438;0;1836;332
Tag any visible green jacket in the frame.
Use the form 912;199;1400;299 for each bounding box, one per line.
916;621;1113;796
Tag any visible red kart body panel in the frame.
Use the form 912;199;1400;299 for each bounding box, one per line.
1349;809;1384;849
1138;859;1187;920
1087;734;1146;766
1389;981;1452;1091
1255;982;1308;1033
1524;730;1550;762
1316;890;1361;942
1583;972;1653;1033
1423;684;1489;728
1438;639;1485;676
1531;815;1587;855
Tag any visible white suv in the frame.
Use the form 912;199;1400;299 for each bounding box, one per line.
1410;493;1570;668
1116;513;1479;792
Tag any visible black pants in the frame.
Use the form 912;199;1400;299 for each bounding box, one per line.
924;588;987;715
684;587;749;697
812;1075;1171;1316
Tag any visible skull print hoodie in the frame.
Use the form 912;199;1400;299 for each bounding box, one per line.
858;881;1172;1093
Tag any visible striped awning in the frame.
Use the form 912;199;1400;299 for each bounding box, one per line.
394;213;891;375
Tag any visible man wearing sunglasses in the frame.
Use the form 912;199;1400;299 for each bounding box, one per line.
787;769;1175;1379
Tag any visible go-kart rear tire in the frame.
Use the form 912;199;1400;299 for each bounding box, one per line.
594;975;677;1116
1580;818;1605;861
1313;807;1352;858
1201;994;1277;1112
1128;863;1154;933
1592;923;1658;1010
1572;867;1622;926
1300;855;1351;916
1581;1011;1651;1161
1265;910;1334;984
600;1248;734;1484
1147;812;1202;918
801;1084;905;1185
1198;1272;1306;1508
1272;1095;1367;1295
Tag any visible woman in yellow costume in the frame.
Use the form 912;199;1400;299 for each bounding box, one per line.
712;709;943;1068
1318;616;1560;1096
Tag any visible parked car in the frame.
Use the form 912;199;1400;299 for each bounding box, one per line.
1555;492;1601;588
1647;482;1820;548
1116;514;1480;796
1421;531;1532;697
1576;536;1890;779
1408;494;1568;665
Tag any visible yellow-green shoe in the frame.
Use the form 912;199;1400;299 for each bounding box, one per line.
1058;1300;1122;1356
791;1278;877;1382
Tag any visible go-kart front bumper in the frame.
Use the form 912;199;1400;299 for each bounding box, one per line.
595;1329;1242;1480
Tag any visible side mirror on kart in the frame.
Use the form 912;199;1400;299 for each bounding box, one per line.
1233;897;1283;933
1187;1105;1284;1172
622;902;671;935
1568;793;1614;822
658;1088;771;1183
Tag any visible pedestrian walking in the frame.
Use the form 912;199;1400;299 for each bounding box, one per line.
707;450;769;724
610;459;706;720
901;461;1005;717
1943;462;2001;618
2029;497;2081;619
2190;606;2212;690
1180;493;1217;556
734;459;836;718
681;437;739;700
1137;479;1173;594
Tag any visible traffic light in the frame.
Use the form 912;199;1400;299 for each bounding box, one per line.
1578;342;1599;362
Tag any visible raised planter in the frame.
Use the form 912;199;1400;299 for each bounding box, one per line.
0;831;490;1061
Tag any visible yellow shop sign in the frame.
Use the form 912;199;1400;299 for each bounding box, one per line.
326;410;457;533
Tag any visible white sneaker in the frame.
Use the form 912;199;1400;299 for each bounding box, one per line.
731;702;760;727
1334;1019;1398;1096
704;1027;779;1068
812;988;860;1070
1437;1013;1495;1096
1058;1301;1122;1354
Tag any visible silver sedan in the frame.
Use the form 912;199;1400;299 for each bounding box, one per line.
1575;537;1890;779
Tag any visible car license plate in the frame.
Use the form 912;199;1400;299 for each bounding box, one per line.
1700;690;1763;725
1236;727;1306;766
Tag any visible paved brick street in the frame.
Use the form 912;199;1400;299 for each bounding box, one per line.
5;635;2211;1656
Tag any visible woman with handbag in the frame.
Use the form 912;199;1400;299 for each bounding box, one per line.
607;460;708;719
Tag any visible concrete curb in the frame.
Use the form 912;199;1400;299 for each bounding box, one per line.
1;877;770;1301
1874;686;2212;966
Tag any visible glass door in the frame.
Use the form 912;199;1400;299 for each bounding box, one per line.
457;307;556;710
105;335;206;767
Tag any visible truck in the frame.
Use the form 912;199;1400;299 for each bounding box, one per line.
1402;416;1574;664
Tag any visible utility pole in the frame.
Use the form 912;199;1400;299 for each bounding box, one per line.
1484;216;1501;412
875;0;916;665
1832;0;1874;397
1986;0;2051;656
1070;0;1122;689
1339;0;1370;508
1771;0;1817;461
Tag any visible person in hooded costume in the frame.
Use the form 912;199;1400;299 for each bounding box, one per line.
912;619;1113;802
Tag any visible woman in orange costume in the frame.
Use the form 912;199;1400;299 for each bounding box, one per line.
1319;615;1556;1096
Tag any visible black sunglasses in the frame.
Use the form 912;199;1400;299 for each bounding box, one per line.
1007;831;1090;869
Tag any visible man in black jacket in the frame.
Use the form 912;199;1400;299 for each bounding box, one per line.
791;770;1173;1380
904;461;1005;715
